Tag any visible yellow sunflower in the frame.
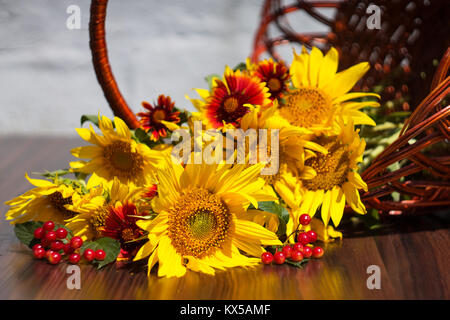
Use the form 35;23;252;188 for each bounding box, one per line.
134;159;282;277
70;115;163;188
4;174;83;225
293;120;368;231
65;177;146;241
276;46;380;133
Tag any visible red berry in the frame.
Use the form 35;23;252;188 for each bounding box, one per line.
33;248;46;259
62;243;74;255
50;240;64;252
45;231;57;242
291;250;304;262
307;230;318;243
299;214;311;226
70;236;83;249
32;243;43;251
297;232;310;245
48;251;61;264
95;249;106;261
312;246;324;258
274;251;286;265
261;252;273;265
43;221;55;232
55;228;68;239
41;238;51;249
293;242;304;253
33;227;45;239
302;246;313;258
282;245;293;258
83;249;95;261
68;253;81;264
45;250;55;259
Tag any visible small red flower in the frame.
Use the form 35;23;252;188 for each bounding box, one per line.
100;203;146;255
252;59;290;101
205;69;270;128
137;94;180;141
143;184;158;199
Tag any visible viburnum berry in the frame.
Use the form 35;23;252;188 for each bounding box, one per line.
282;245;293;258
312;246;324;258
32;243;43;251
55;228;68;239
33;248;46;259
274;251;286;265
63;243;74;255
45;250;55;260
50;240;64;252
291;250;304;262
95;249;106;261
302;246;313;258
293;242;303;252
83;249;95;261
43;221;55;232
48;251;61;265
299;214;311;226
33;227;45;239
297;232;310;245
68;253;81;264
45;231;57;242
307;230;318;243
261;252;273;265
70;236;83;249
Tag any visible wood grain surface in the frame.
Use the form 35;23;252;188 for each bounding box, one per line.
0;136;448;300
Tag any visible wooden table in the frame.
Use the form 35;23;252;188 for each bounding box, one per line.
0;136;449;300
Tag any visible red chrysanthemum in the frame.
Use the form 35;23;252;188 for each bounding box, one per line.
252;59;290;101
137;94;180;141
100;203;146;250
205;68;270;128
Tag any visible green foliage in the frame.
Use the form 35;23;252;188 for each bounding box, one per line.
249;201;290;238
204;73;221;90
14;221;72;248
80;237;121;269
80;114;100;128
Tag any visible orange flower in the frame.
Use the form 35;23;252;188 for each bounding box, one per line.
137;95;180;141
251;58;290;101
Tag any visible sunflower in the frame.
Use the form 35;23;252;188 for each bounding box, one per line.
247;58;290;101
70;115;163;188
187;66;271;129
293;120;368;231
137;95;180;141
4;174;82;225
65;178;146;241
277;46;380;133
134;160;282;277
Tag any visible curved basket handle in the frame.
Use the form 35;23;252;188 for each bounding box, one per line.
89;0;140;129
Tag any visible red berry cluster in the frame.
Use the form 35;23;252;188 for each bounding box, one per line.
32;221;106;265
261;214;325;265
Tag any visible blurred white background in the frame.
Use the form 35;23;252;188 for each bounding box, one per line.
0;0;329;135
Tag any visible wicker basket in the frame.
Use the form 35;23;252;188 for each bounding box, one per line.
88;0;450;215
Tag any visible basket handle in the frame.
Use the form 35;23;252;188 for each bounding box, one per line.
89;0;140;129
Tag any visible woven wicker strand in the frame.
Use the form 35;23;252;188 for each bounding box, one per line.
89;0;140;129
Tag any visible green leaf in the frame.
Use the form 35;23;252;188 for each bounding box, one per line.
255;201;290;224
81;237;121;269
285;258;310;269
233;62;247;72
33;169;70;179
14;221;43;248
80;114;100;127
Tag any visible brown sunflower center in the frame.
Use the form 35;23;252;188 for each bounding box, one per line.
90;205;111;236
223;97;239;113
152;109;166;123
302;136;350;191
121;227;136;242
48;192;76;218
103;141;144;178
267;78;281;92
168;188;230;258
280;88;331;127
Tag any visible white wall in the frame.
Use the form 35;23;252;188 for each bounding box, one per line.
0;0;329;135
